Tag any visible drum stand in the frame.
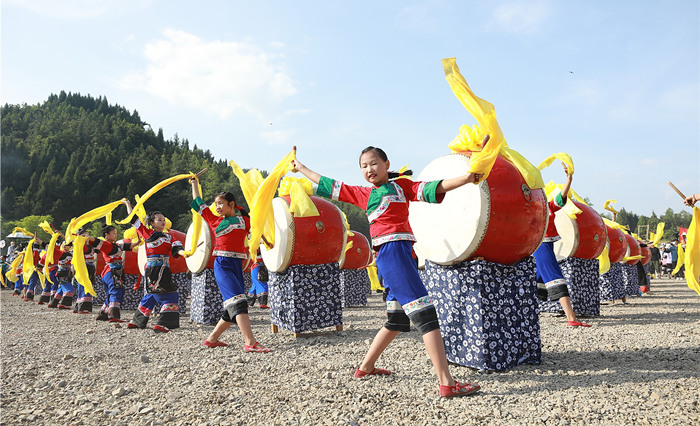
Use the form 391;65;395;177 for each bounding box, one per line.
339;268;371;308
267;263;343;336
539;257;601;316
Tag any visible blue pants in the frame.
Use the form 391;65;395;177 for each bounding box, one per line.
25;272;39;295
101;270;125;310
247;266;268;296
214;257;247;311
74;280;93;303
14;275;24;291
137;291;179;315
533;241;569;301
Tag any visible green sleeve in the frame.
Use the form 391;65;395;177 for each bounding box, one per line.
190;196;206;212
316;176;335;198
422;180;443;204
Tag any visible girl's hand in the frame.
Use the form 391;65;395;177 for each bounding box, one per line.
685;194;698;207
291;159;303;173
562;162;572;179
466;172;484;184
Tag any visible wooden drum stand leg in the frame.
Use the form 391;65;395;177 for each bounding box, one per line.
271;324;278;333
336;324;343;332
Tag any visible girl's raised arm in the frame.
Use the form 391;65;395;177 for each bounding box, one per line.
190;177;201;200
292;157;322;185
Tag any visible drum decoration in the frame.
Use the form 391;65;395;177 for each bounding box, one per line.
185;222;216;274
137;229;189;275
553;200;607;260
410;152;548;266
339;231;372;270
261;195;346;273
625;234;641;265
606;226;629;264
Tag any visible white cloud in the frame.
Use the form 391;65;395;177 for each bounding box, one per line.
490;1;552;35
260;129;298;146
119;29;298;121
5;0;149;19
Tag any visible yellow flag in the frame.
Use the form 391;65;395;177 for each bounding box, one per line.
684;207;700;296
443;57;544;189
72;235;96;296
248;149;296;260
117;174;195;224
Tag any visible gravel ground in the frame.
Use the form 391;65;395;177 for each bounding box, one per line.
1;277;699;425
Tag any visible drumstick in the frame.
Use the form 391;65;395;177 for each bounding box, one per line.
667;181;686;200
195;168;208;178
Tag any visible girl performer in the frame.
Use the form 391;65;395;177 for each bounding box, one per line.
49;242;75;310
533;163;590;327
21;240;41;302
293;146;481;398
246;254;270;309
73;229;97;314
189;178;271;352
89;225;133;322
124;200;184;332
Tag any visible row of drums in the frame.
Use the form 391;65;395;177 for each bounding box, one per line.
113;152;650;275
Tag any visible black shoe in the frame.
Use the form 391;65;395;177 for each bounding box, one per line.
96;311;109;321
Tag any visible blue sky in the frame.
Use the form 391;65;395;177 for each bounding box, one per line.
2;0;698;217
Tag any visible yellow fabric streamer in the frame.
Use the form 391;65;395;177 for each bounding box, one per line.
604;200;619;215
5;255;24;284
684;207;700;296
672;244;685;275
443;57;544;189
36;269;46;290
66;199;127;243
123;228;143;251
278;177;314;196
543;181;583;219
598;245;611;274
537;153;575;175
229;161;273;244
621;255;643;263
247;150;297;260
71;235;96;296
288;181;319;218
650;223;665;246
395;164;412;180
344;240;355;253
22;239;37;283
182;180;204;257
117;174;195;224
366;263;383;291
39;221;60;285
603;218;629;233
12;227;34;237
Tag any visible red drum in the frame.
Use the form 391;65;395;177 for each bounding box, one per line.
339;231;372;270
137;229;189;275
94;251;105;276
553;200;607;260
123;245;140;275
261;195;346;273
184;222;216;274
410;152;548;266
606;226;629;264
640;245;651;266
625;234;641;265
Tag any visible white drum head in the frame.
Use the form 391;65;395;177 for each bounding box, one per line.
261;198;295;273
185;222;213;274
410;154;489;266
137;244;146;276
552;209;579;261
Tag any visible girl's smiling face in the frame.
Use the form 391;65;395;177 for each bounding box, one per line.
105;228;118;243
214;195;236;217
360;150;390;186
150;214;167;232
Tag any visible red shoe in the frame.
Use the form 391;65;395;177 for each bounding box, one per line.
57;305;70;310
109;318;125;323
244;342;271;353
37;301;45;305
202;340;228;348
126;322;140;329
153;325;170;333
439;382;481;398
78;310;90;314
567;320;591;327
354;367;391;378
259;304;270;309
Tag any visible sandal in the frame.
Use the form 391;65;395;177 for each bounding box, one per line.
439;381;481;398
202;340;228;348
567;320;591;327
244;342;271;353
354;367;391;378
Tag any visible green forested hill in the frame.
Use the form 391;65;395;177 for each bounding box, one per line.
1;92;370;239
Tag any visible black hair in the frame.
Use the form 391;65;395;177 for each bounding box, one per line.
102;224;117;237
146;211;164;227
215;192;249;217
359;146;413;180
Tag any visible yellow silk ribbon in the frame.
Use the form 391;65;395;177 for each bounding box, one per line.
22;239;37;283
443;57;544;189
650;223;665;246
229;161;271;242
247;150;297;260
367;263;383;291
12;227;34;237
603;218;629;233
117;174;196;224
72;235;96;296
621;255;643;263
39;220;60;284
537;153;575;175
5;256;23;284
279;177;318;218
543;181;583;219
685;207;700;296
66;199;127;242
598;245;611;274
672;244;685;275
182;180;204;257
603;200;619;215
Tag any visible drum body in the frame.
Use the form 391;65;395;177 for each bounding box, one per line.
625;234;641;265
339;231;372;270
138;229;189;275
606;226;628;264
410;152;548;266
261;196;346;273
123;247;140;275
185;222;216;274
640;245;651;266
553;200;607;260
